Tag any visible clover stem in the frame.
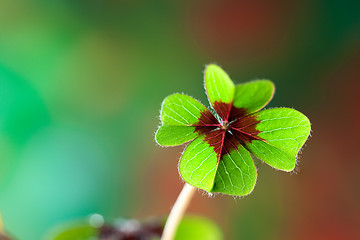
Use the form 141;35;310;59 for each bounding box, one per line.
161;183;197;240
0;212;3;233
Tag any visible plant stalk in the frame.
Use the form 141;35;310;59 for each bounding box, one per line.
0;212;3;233
161;183;197;240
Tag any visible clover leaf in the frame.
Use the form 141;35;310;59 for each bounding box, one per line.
156;64;311;197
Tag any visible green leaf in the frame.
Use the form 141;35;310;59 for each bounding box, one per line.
175;216;223;240
45;222;98;240
233;80;275;114
179;136;218;192
157;93;218;146
211;146;257;196
246;108;311;171
204;65;235;120
160;93;207;126
179;133;257;196
156;126;198;146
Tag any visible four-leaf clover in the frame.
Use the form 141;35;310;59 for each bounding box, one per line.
156;64;311;196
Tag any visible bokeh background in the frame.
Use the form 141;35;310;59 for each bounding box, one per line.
1;0;360;239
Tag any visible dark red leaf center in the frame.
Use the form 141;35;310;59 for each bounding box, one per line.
194;101;263;160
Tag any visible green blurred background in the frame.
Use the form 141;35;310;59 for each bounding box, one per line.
1;0;360;239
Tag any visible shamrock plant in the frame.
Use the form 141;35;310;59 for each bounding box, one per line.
156;64;311;196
